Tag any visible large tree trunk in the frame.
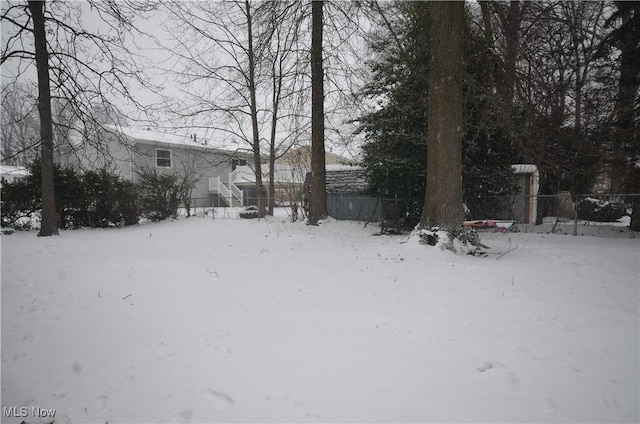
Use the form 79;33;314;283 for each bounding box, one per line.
501;1;521;108
29;0;58;236
245;0;266;217
629;170;640;231
420;1;465;229
308;0;327;224
268;129;276;216
611;3;640;228
267;65;282;216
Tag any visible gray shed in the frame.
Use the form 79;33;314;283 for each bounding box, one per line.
306;166;379;221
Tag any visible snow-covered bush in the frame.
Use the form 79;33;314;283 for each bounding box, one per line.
417;228;440;246
577;197;627;222
239;205;259;219
416;226;486;255
1;165;40;229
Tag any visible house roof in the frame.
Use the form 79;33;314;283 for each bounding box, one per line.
278;146;356;168
105;125;250;156
0;165;29;178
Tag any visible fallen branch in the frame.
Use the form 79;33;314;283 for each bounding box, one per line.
206;269;219;277
496;244;519;260
122;294;132;300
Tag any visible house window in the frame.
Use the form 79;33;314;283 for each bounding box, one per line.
232;158;247;170
156;149;172;168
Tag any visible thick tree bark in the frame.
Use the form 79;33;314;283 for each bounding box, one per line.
613;28;640;191
483;1;522;108
29;0;58;236
267;66;283;216
501;1;521;108
629;170;640;231
268;117;276;216
610;3;640;228
420;1;464;229
308;0;327;224
245;0;267;217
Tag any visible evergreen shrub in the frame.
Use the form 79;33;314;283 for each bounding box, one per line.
136;168;181;221
1;161;140;229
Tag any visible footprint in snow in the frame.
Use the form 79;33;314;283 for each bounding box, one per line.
541;398;559;415
2;352;27;363
93;395;108;413
602;395;620;409
477;361;505;372
201;388;234;411
169;409;193;423
505;372;520;393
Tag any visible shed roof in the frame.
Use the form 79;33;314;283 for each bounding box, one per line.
512;164;538;175
325;167;368;194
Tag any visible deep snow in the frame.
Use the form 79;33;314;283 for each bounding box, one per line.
1;211;639;423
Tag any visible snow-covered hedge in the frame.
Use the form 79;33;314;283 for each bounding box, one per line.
416;226;486;255
577;197;627;222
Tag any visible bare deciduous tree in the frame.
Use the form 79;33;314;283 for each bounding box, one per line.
255;1;310;215
1;82;39;165
28;0;57;236
162;1;311;218
2;0;157;235
308;0;327;225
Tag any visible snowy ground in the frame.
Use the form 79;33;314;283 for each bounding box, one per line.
2;210;639;423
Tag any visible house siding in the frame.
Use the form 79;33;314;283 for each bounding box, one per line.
72;127;252;204
73;132;135;180
134;143;236;200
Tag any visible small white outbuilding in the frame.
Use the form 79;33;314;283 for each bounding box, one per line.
512;164;539;224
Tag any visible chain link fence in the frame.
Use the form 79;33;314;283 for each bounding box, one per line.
179;196;302;220
182;193;638;237
465;193;638;237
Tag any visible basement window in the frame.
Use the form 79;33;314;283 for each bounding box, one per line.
156;149;172;168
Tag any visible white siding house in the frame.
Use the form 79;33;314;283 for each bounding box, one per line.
73;126;254;206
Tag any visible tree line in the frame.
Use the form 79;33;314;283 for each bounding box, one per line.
358;1;638;229
2;1;638;235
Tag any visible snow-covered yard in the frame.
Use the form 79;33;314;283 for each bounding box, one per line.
2;212;639;423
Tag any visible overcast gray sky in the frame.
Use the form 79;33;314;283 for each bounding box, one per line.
1;1;368;160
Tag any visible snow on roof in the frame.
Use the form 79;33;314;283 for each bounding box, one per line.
325;167;368;194
512;164;538;175
326;164;363;172
105;125;244;153
0;165;29;178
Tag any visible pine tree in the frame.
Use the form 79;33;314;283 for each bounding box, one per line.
357;2;517;226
